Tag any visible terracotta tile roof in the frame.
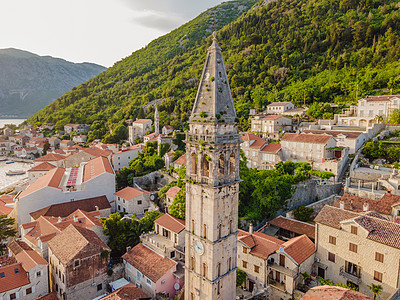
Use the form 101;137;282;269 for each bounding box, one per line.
53;149;66;155
0;262;30;293
49;137;60;141
19;168;65;198
281;133;332;144
174;153;186;165
304;130;362;139
263;115;284;120
47;224;110;265
155;213;185;233
353;215;400;249
282;235;315;264
34;292;59;300
268;216;315;240
268;102;292;106
333;193;400;215
82;147;112;157
166;186;181;199
101;283;151;300
163;125;174;130
241;133;262;141
83;156;114;182
30;195;110;219
34;152;65;162
10;241;48;271
122;244;176;283
238;230;284;259
133;119;152;124
0;254;17;266
363;95;400;102
114;187;151;200
0;194;14;215
27;162;57;172
115;144;145;154
283;108;304;113
314;205;360;229
302;285;372;299
261;143;281;153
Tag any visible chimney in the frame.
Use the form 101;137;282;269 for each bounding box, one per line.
350;200;354;210
58;217;62;223
126;246;132;253
95;205;99;211
73;215;78;222
339;201;345;210
363;202;369;212
249;223;254;234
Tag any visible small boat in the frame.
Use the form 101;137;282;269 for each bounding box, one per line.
6;170;26;176
5;161;14;164
0;157;6;161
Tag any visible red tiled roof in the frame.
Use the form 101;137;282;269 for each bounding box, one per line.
27;162;57;172
268;102;292;106
333;193;400;215
12;242;48;271
261;143;281;153
0;194;13;215
302;285;372;300
101;283;151;300
83;156;114;182
19;168;65;198
263;115;284;120
238;230;284;259
282;234;315;264
133;119;152;124
174;153;186;165
155;213;185;233
29;195;110;220
268;216;315;240
241;133;261;141
281;133;332;144
0;263;30;293
34;292;59;300
115;144;145;154
303;130;362;139
114;187;151;200
314;205;360;229
166;186;181;199
122;244;176;283
82;147;112;157
363;95;400;102
47;224;110;265
35;153;64;162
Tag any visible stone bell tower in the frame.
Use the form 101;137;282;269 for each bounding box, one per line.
154;106;159;135
184;32;240;300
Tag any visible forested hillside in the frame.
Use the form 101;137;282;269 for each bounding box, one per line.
28;0;400;140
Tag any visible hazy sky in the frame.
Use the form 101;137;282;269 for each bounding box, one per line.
0;0;226;67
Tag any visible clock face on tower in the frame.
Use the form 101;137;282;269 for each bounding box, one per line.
193;240;204;255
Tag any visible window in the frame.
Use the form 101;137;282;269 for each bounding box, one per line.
242;261;248;268
74;259;80;268
14;268;19;274
218;224;222;239
243;247;248;254
254;265;260;273
191;220;195;234
328;252;335;262
351;226;358;235
146;277;152;286
118;205;121;211
229;220;233;233
138;200;142;205
217;263;221;277
346;261;361;278
228;257;232;270
10;293;16;300
161;280;166;284
349;243;358;253
26;287;32;295
97;283;102;291
374;271;383;282
375;252;384;263
136;270;142;281
0;272;4;278
203;224;207;239
202;263;207;277
36;271;41;277
190;257;195;270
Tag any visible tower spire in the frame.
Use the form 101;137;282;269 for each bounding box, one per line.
190;32;236;124
154;106;159;135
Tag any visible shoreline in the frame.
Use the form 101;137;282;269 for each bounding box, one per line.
0;177;28;194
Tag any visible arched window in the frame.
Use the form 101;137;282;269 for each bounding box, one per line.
229;153;235;175
218;154;225;177
191;153;197;175
202;156;210;177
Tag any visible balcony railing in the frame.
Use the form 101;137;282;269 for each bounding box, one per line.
339;266;361;284
269;279;286;292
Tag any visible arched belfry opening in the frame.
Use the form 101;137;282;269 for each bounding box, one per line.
202;155;210;177
218;154;225;177
229;153;235;175
191;153;197;175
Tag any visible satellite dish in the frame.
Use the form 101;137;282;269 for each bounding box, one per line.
174;283;180;290
279;247;284;253
150;194;155;200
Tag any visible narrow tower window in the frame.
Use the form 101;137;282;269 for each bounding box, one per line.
202;263;207;277
228;257;232;270
192;220;195;234
217;263;221;277
202;156;210;177
203;224;207;239
229;220;233;234
218;154;225;177
229;153;235;175
191;153;197;175
218;224;222;239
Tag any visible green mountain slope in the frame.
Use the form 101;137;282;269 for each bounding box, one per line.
29;0;400;139
0;49;106;118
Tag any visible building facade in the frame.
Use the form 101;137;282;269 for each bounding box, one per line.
184;32;240;300
128;119;152;144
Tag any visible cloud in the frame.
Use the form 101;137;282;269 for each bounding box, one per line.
120;0;224;30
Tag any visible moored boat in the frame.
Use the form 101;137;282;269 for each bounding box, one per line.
5;161;14;164
6;170;26;176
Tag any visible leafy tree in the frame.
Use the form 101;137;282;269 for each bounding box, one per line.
0;216;17;255
139;211;164;233
42;142;50;156
388;109;400;124
368;283;383;300
173;133;186;151
169;189;186;219
293;204;314;222
236;269;247;287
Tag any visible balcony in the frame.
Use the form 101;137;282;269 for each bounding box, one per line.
269;279;286;292
269;263;297;277
339;266;361;284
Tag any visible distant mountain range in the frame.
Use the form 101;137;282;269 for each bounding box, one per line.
0;48;106;118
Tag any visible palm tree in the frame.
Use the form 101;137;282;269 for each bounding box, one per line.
373;115;385;124
368;283;383;300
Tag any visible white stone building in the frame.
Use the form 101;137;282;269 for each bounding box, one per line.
266;102;295;114
114;187;155;217
111;144;145;171
64;124;90;134
250;115;292;139
128;119;152;144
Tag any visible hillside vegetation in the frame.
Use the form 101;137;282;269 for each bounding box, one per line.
0;49;105;117
28;0;400;140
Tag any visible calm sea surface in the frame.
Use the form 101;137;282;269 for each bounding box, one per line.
0;161;32;191
0;119;26;129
